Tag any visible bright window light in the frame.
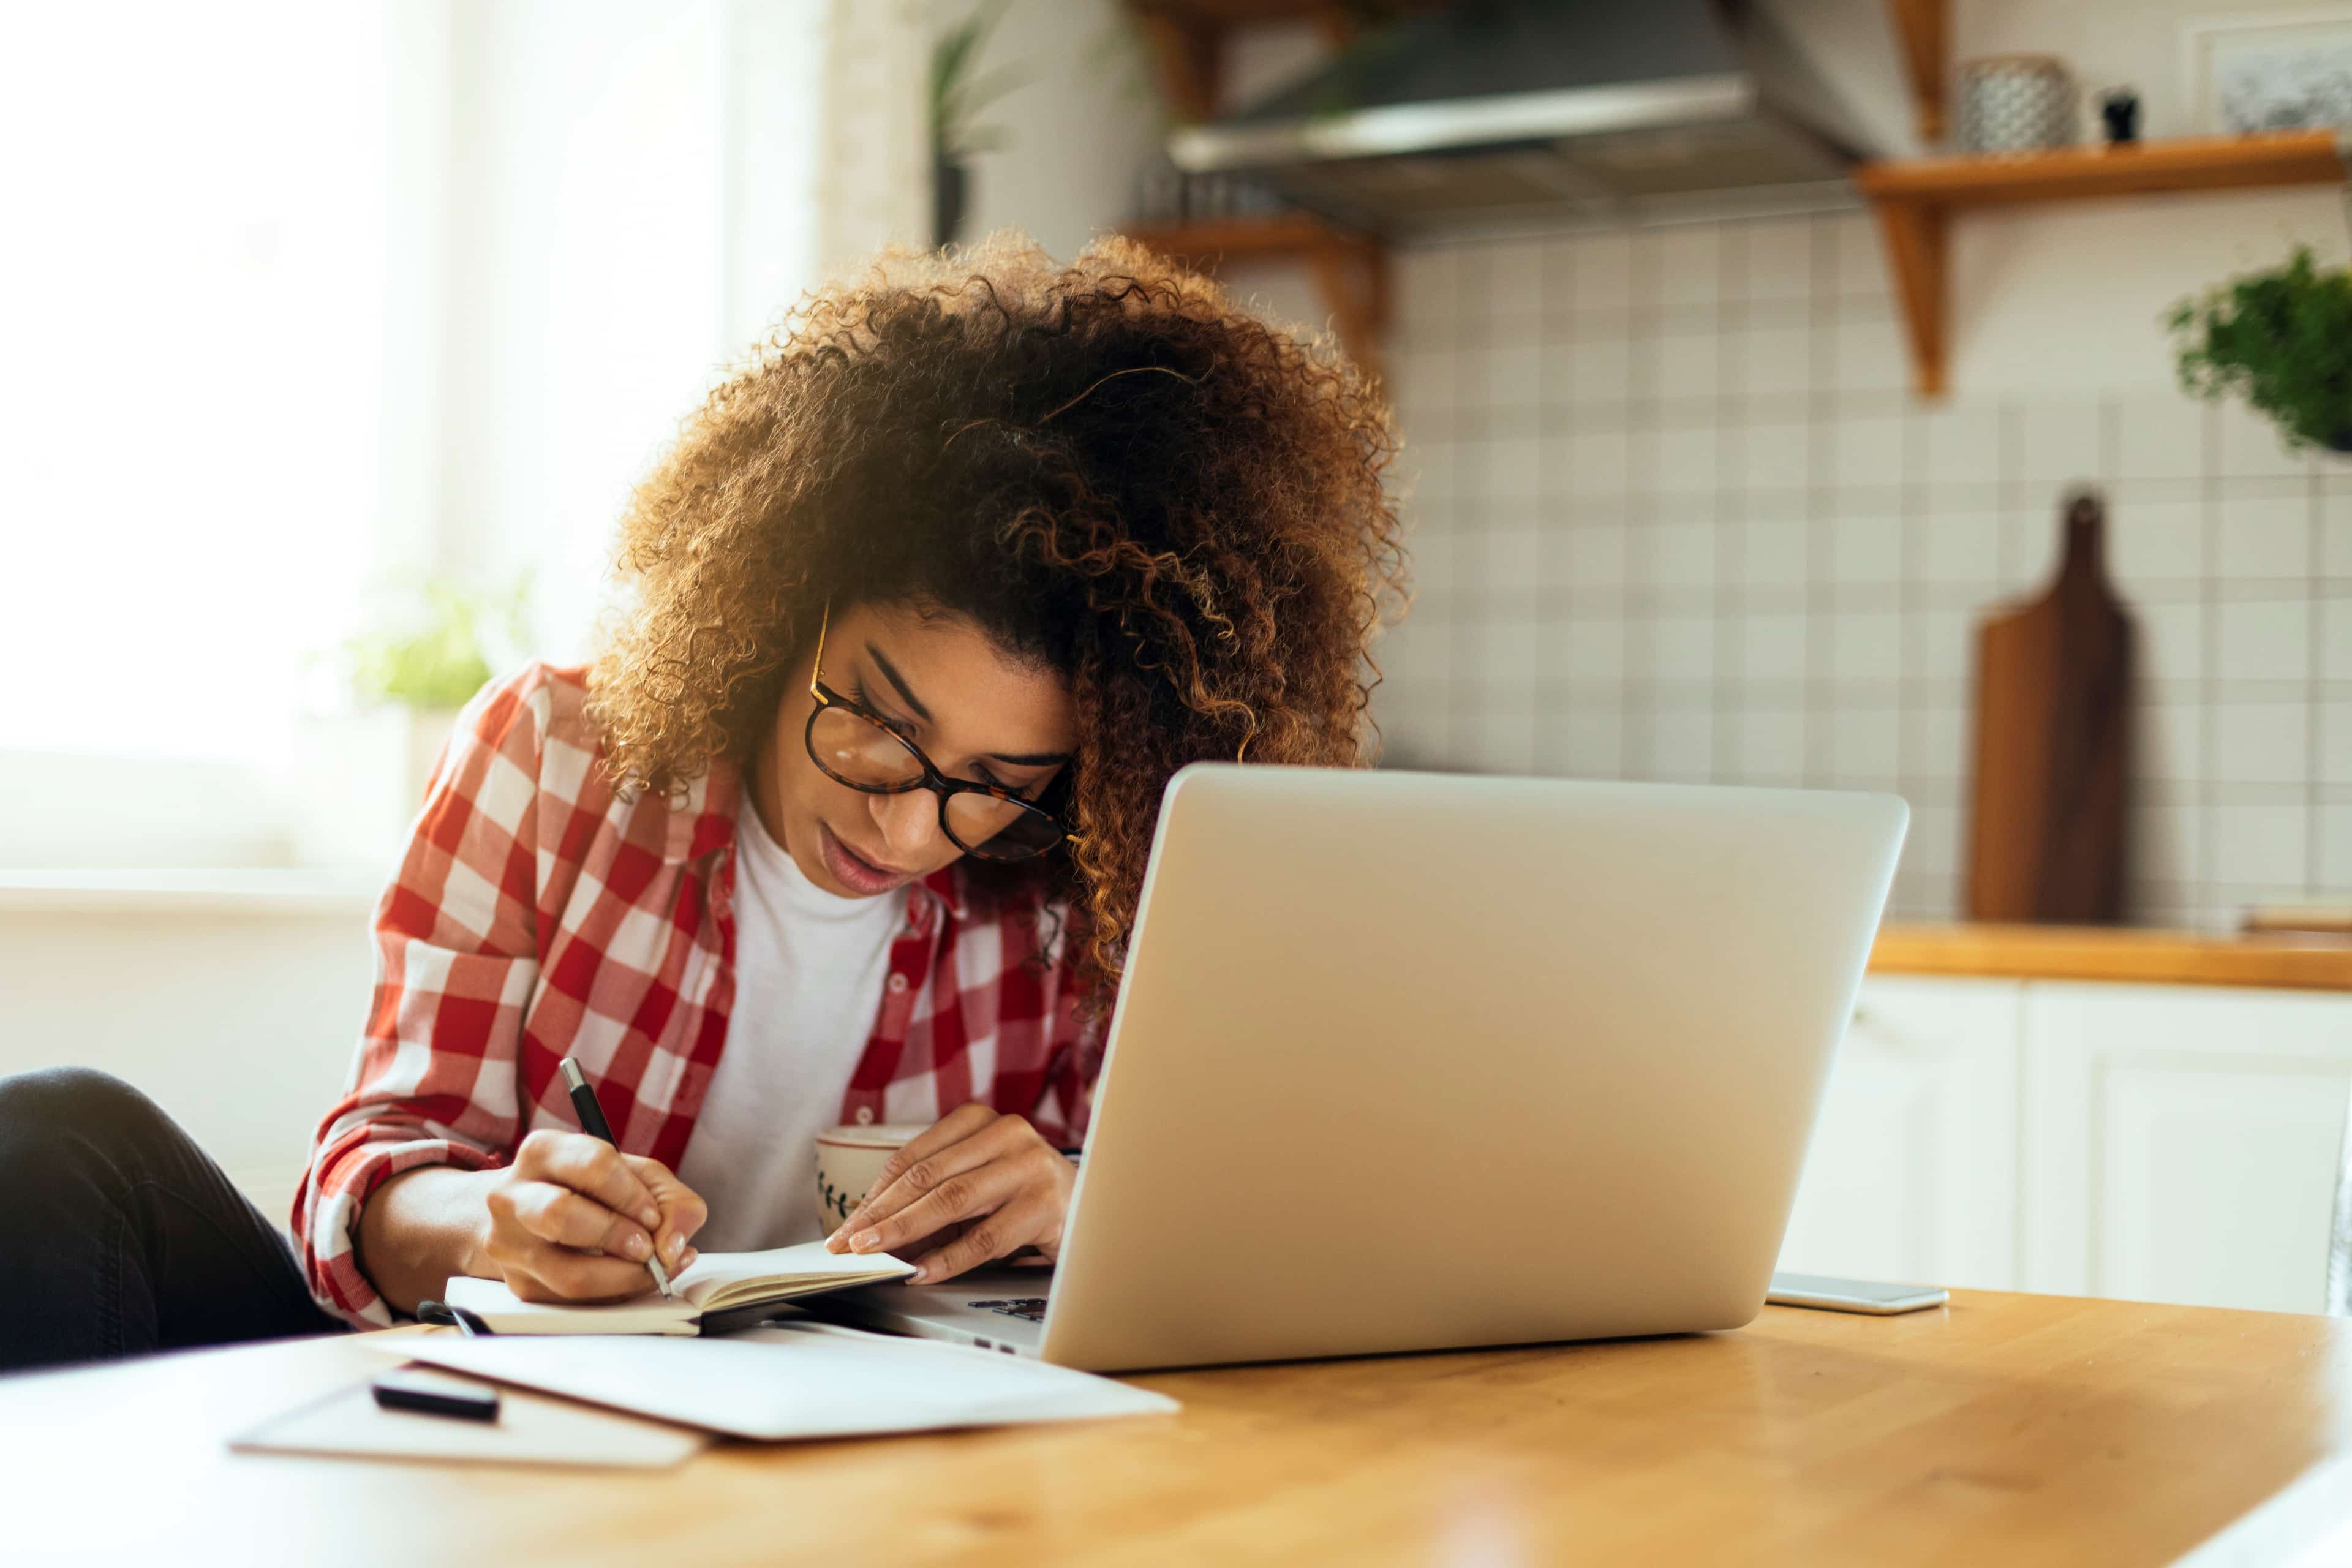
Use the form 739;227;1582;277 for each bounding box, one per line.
0;1;387;764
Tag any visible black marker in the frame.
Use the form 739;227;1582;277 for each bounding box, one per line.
557;1055;676;1298
372;1365;502;1423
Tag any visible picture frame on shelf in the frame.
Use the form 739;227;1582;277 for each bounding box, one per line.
2184;10;2352;134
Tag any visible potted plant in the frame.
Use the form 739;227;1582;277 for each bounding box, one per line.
289;577;530;868
931;0;1025;248
2170;244;2352;454
345;577;532;810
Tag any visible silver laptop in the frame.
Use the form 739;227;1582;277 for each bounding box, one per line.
805;764;1905;1372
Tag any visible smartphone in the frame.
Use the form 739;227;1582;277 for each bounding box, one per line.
371;1365;503;1422
1766;1272;1950;1314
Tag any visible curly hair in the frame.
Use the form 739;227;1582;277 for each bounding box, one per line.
588;232;1408;997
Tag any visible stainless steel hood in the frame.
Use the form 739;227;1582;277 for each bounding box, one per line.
1168;0;1915;235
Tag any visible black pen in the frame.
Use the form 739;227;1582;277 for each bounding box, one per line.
557;1055;676;1298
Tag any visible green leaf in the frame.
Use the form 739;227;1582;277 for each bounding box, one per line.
950;62;1031;122
2168;244;2352;452
932;0;1023;157
345;576;533;712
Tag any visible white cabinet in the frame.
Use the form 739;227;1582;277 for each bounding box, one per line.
2021;984;2352;1314
1782;974;2352;1315
1777;977;2024;1290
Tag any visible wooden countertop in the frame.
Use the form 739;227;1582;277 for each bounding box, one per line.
6;1291;2350;1564
1871;922;2352;992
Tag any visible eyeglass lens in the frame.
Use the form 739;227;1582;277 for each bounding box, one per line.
808;707;1063;861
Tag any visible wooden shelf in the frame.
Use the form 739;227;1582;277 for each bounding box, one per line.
1121;215;1390;382
1857;129;2347;206
1869;921;2352;992
1883;0;1947;143
1857;130;2348;396
1118;3;1422;379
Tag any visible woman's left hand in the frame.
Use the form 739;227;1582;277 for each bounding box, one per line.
824;1104;1076;1284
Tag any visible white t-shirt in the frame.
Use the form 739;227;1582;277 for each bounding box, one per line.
675;804;908;1253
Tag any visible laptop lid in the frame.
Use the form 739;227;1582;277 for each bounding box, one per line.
1038;764;1905;1372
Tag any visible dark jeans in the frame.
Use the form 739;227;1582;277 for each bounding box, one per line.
0;1067;342;1374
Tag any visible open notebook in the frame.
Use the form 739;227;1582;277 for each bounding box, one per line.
442;1241;916;1335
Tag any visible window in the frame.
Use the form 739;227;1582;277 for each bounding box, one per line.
0;0;848;868
1;1;389;766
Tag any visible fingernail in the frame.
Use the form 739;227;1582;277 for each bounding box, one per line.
906;1265;929;1284
679;1248;697;1268
625;1234;651;1261
850;1230;880;1253
639;1208;660;1229
666;1234;684;1260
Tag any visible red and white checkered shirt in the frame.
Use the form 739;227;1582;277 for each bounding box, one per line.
293;663;1105;1327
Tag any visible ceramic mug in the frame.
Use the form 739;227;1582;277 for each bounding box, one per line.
814;1123;930;1235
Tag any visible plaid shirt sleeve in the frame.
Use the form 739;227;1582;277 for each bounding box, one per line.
291;668;556;1326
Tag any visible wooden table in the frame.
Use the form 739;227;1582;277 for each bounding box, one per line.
6;1291;2350;1566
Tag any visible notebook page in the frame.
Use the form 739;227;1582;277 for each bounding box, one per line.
396;1324;1178;1440
440;1243;916;1330
440;1276;702;1335
672;1240;916;1309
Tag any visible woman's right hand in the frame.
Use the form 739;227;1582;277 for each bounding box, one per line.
476;1130;707;1302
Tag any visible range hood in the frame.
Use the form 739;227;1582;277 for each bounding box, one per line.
1167;0;1916;235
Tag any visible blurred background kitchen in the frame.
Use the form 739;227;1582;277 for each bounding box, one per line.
7;1;2352;1316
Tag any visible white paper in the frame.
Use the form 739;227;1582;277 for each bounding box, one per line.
669;1240;919;1305
391;1321;1180;1441
441;1241;916;1333
228;1375;708;1468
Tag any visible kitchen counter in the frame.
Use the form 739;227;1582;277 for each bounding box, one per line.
1869;921;2352;992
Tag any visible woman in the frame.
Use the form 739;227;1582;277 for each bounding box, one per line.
0;235;1404;1366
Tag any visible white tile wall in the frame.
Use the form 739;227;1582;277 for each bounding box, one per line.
1374;212;2352;928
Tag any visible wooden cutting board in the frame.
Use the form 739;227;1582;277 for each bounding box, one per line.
1964;491;2135;922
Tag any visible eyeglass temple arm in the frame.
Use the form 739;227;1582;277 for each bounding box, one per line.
808;601;830;701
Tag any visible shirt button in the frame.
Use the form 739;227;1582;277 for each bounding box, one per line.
886;972;909;995
855;1106;875;1126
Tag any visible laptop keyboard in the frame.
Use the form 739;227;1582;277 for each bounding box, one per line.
966;1297;1048;1323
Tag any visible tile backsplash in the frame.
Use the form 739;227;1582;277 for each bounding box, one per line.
1370;211;2352;928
